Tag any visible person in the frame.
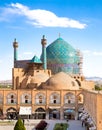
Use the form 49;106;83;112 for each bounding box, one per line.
23;119;25;125
82;120;85;127
66;119;69;122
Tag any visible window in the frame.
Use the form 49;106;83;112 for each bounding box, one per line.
54;100;56;104
54;95;57;99
21;93;31;104
25;95;29;103
35;93;46;104
11;99;14;103
50;93;60;104
39;99;42;104
64;93;75;104
78;94;84;104
68;100;71;104
11;95;14;98
25;100;28;103
39;95;43;103
7;93;17;104
11;95;14;103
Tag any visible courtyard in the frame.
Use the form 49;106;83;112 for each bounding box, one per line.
0;119;85;130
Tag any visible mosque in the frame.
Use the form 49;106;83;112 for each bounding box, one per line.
0;35;102;130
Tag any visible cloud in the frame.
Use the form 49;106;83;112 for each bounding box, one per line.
82;50;92;56
83;50;102;56
23;52;33;55
0;3;86;29
18;51;33;60
83;50;91;54
93;51;102;56
0;60;2;63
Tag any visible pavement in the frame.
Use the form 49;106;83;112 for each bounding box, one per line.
0;119;86;130
46;120;85;130
68;120;86;130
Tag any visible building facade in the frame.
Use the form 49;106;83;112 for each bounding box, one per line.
0;35;101;130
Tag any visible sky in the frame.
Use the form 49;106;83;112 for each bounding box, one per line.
0;0;102;80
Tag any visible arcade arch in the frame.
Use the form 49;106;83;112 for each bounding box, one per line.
35;93;46;104
6;93;17;104
50;92;60;104
64;92;75;104
34;107;46;119
20;93;31;104
6;107;17;119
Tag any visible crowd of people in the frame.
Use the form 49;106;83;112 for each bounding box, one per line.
78;108;96;130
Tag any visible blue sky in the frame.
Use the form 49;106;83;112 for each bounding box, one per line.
0;0;102;80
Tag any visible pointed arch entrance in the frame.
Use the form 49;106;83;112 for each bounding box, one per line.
0;108;4;119
0;108;3;116
34;107;46;119
49;108;60;119
64;109;75;120
6;107;17;119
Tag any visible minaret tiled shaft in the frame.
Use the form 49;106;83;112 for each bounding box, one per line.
13;39;18;66
41;35;47;70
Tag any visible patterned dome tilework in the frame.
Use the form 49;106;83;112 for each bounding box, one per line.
41;37;80;74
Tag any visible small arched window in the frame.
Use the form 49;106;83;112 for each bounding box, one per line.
25;95;29;103
7;93;17;104
35;93;46;104
11;95;14;103
50;93;60;104
64;93;75;104
21;93;31;104
78;94;84;104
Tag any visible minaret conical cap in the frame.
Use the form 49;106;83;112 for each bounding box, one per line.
13;38;18;48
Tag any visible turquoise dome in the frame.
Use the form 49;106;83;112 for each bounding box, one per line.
46;37;80;74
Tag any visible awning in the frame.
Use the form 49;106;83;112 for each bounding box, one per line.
64;107;75;109
64;109;75;114
19;106;32;115
8;109;16;112
49;107;60;109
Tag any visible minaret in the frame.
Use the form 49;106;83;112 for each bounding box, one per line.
77;50;83;75
13;39;18;67
41;35;47;70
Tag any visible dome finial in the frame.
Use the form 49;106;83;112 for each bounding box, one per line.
43;35;45;39
14;38;16;42
59;33;61;38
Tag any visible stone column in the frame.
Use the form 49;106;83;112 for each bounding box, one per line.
60;90;64;120
46;90;49;119
60;107;64;120
46;108;49;120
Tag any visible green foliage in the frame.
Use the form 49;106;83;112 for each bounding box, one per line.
54;125;63;130
95;84;102;90
14;118;26;130
0;120;14;125
0;84;12;88
54;123;68;130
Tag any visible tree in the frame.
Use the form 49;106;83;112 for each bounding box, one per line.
14;118;26;130
54;126;63;130
95;84;102;90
